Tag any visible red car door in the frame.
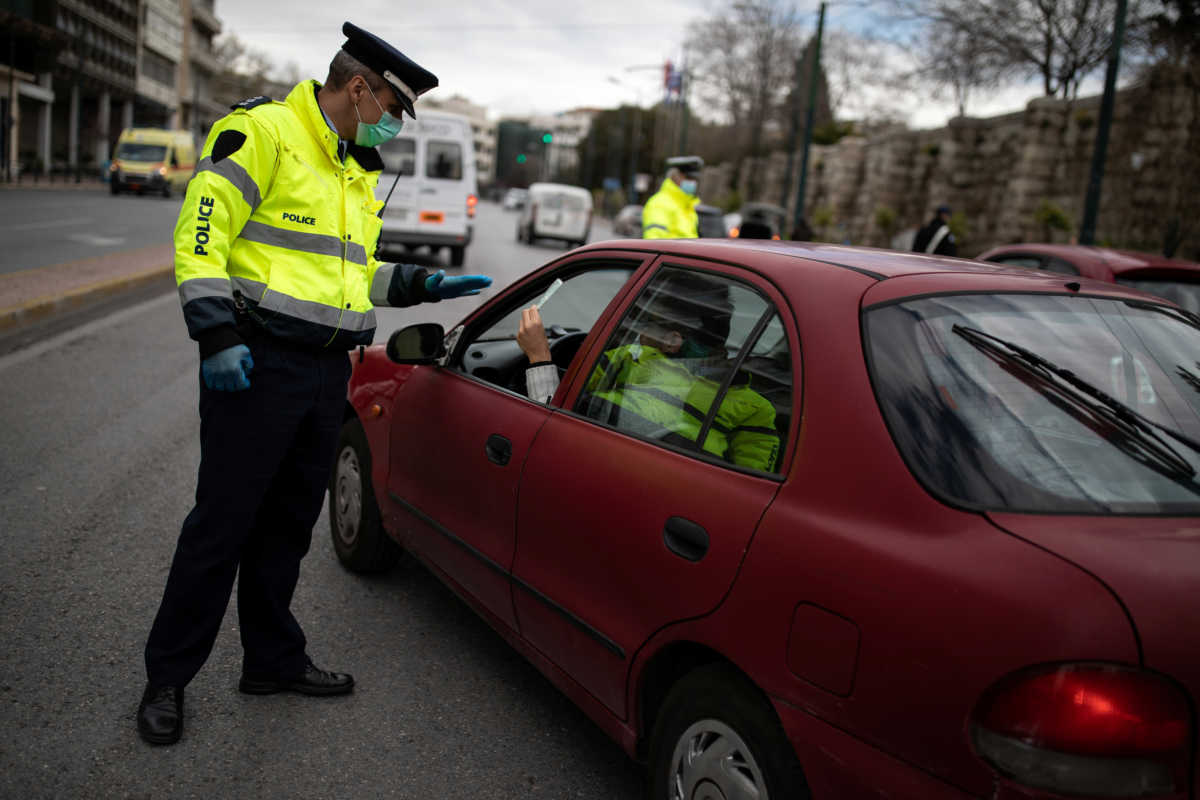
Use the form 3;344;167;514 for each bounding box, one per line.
387;369;550;631
512;258;796;716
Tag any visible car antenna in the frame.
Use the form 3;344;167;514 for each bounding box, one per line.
378;171;402;218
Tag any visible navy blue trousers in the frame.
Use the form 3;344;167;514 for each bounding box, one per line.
145;335;351;687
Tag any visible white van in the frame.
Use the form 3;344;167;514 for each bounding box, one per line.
517;182;592;248
375;110;478;267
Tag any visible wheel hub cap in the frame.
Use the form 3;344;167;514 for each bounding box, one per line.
668;718;766;800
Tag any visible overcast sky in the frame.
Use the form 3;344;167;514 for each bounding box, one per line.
212;1;1097;129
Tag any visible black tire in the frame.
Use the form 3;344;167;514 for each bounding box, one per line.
449;245;465;267
328;418;400;573
647;664;810;800
110;181;120;195
162;183;171;199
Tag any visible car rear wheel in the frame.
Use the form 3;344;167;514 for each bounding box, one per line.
449;245;465;267
328;418;400;573
648;664;810;800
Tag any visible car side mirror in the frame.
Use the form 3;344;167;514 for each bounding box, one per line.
386;323;446;364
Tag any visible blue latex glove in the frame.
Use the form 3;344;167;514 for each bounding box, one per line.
424;269;492;300
201;344;254;392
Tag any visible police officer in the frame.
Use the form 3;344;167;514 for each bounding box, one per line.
642;156;704;239
137;22;492;746
912;204;958;256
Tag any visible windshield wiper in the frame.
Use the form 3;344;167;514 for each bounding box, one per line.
1123;299;1200;330
952;324;1200;481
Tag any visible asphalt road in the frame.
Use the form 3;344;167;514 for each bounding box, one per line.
0;188;185;274
0;199;641;799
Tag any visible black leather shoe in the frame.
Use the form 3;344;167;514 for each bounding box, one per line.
239;658;354;696
137;683;183;745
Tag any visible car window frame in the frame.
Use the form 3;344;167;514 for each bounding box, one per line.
440;250;656;405
557;253;801;481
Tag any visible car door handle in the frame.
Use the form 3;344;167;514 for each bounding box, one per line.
419;187;437;194
663;516;709;562
485;434;512;466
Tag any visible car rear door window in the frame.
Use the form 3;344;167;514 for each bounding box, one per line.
426;140;462;180
987;255;1043;270
574;267;791;474
379;137;415;176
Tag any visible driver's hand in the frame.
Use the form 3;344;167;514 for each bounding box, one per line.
517;306;552;362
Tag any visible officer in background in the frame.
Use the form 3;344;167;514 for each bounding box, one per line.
912;203;958;256
642;156;704;239
137;22;492;746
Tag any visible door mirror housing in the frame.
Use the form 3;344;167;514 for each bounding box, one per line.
386;323;446;364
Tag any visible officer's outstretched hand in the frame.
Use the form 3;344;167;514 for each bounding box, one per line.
424;269;492;300
201;344;254;392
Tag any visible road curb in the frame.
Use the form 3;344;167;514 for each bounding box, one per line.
0;264;174;332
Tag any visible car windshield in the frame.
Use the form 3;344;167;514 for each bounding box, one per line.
1116;277;1200;314
865;293;1200;514
116;143;167;161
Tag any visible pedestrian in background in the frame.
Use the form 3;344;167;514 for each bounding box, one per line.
912;204;958;256
137;21;491;747
642;156;704;239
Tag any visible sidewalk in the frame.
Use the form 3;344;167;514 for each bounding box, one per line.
0;243;174;331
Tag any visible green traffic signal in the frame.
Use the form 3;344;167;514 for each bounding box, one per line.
542;133;553;144
517;154;527;164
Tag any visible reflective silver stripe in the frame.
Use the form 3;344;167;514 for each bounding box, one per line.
231;275;267;301
239;220;369;266
382;70;417;103
195;156;262;211
370;263;395;305
258;286;377;332
178;276;233;305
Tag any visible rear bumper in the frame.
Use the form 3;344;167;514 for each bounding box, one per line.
379;230;470;248
773;698;978;799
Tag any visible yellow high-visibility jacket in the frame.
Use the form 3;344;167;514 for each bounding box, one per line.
174;80;430;358
583;344;780;471
641;178;699;239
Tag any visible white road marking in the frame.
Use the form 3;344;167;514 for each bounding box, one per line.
66;233;126;247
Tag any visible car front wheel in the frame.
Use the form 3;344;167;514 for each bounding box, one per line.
328;418;400;573
648;665;810;800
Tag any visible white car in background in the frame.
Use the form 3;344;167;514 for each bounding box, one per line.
517;182;592;248
375;110;478;267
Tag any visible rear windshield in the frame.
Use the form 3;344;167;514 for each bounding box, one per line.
426;141;462;180
116;143;166;161
1116;277;1200;314
537;193;587;211
379;137;415;176
865;293;1200;514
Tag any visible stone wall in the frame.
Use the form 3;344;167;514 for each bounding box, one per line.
700;72;1199;259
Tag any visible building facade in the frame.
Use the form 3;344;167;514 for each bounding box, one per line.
0;0;222;181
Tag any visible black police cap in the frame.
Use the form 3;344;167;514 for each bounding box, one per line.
341;21;438;119
665;156;704;176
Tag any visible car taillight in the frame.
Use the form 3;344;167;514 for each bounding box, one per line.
730;226;740;238
971;664;1191;797
467;193;477;218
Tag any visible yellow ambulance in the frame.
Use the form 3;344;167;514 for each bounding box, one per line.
109;128;196;198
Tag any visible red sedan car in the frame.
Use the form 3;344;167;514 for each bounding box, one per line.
977;243;1200;313
330;239;1199;800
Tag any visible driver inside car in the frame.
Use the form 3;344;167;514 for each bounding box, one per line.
517;273;780;471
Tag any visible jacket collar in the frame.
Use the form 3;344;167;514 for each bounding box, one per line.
285;80;382;174
658;177;700;209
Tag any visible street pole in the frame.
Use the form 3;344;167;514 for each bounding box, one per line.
792;2;825;238
1079;0;1127;245
678;66;690;153
628;106;640;204
779;43;807;210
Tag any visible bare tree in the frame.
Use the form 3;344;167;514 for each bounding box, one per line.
886;0;1153;101
686;1;804;198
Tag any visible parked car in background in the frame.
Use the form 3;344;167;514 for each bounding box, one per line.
502;188;529;210
517;182;592;248
612;204;643;238
727;203;786;240
109;128;195;198
978;243;1200;313
696;203;727;238
330;239;1200;800
375;110;477;267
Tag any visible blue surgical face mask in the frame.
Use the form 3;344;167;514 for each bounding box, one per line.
680;179;698;196
354;83;404;147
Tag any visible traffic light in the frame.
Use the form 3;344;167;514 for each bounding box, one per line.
542;133;553;144
516;154;527;164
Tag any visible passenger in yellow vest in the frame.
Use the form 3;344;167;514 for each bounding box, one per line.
138;22;491;747
641;156;704;239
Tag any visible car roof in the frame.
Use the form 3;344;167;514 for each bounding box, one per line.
979;243;1200;276
577;238;1175;300
530;182;590;197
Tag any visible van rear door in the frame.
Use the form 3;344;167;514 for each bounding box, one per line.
377;135;418;232
414;117;470;239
